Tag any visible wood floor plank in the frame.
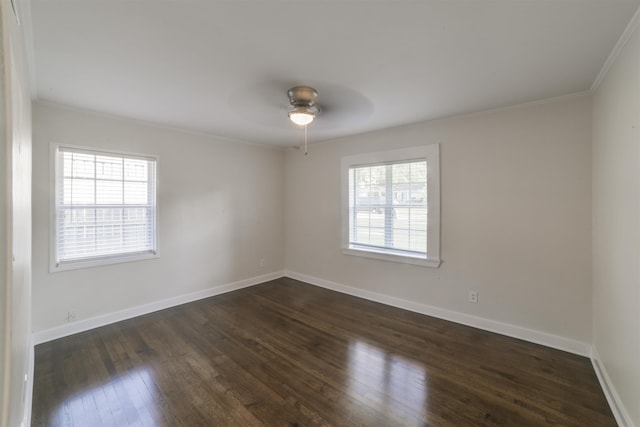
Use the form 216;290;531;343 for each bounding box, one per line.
32;278;616;426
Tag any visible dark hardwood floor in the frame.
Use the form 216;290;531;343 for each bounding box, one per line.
31;277;616;426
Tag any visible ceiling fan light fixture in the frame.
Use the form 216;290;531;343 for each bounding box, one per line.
289;106;317;126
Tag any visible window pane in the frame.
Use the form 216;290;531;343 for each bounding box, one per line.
58;208;96;259
410;208;427;231
96;180;123;204
69;153;95;178
392;229;410;250
370;165;386;186
355;167;370;186
124;181;149;204
410;231;427;252
370;210;384;228
392;183;413;205
392;163;410;183
410;161;427;182
392;207;410;230
63;154;73;178
125;159;149;182
356;184;371;206
348;158;428;256
56;147;157;266
369;227;385;246
355;227;370;244
355;210;370;228
124;207;150;248
96;156;123;180
410;184;426;205
69;178;95;204
95;222;122;255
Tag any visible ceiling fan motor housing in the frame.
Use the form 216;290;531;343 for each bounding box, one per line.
288;86;320;116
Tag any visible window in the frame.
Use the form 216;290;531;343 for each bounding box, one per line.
341;145;440;267
52;144;158;271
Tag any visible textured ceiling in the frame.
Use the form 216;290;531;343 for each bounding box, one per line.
30;0;639;146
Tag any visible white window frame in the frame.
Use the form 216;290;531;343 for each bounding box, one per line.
50;143;160;272
341;144;440;268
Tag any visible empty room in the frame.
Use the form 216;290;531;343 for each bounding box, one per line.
1;0;639;426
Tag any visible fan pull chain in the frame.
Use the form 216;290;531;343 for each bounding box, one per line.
304;125;308;155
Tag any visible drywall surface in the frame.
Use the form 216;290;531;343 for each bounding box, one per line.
32;102;285;332
592;20;640;426
0;0;33;425
285;95;593;344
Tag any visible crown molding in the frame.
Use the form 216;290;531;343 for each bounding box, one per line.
33;99;286;151
591;4;640;92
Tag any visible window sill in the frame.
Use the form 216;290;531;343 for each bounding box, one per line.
51;251;159;273
342;247;441;268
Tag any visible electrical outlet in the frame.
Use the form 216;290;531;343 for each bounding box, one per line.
259;258;266;267
67;311;78;322
468;291;478;304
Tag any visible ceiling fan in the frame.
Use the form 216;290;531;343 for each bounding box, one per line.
227;81;373;147
287;86;320;126
287;86;321;154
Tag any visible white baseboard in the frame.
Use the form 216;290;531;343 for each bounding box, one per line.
32;271;285;345
591;347;636;427
284;270;591;357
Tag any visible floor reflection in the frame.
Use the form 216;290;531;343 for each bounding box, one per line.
347;340;427;420
53;367;160;427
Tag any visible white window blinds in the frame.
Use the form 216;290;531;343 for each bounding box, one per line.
341;144;440;268
348;159;427;257
54;146;157;267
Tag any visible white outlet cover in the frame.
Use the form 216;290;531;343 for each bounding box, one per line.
469;291;478;303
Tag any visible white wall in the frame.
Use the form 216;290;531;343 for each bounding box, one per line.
1;0;33;426
592;18;640;426
285;95;593;347
31;102;285;333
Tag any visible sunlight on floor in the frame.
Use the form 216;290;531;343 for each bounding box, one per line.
54;367;159;426
347;340;428;421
